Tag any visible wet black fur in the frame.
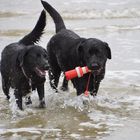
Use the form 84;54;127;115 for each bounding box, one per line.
41;1;111;95
0;10;49;110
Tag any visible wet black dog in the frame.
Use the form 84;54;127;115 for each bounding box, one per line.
0;10;49;110
41;1;111;96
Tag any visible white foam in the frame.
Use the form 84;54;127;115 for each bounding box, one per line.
70;133;81;138
0;127;61;135
9;89;19;118
80;122;102;129
8;88;37;119
62;8;140;19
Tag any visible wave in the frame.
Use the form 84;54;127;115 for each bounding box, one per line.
74;25;140;33
62;8;140;19
0;127;61;135
105;25;140;31
0;11;25;18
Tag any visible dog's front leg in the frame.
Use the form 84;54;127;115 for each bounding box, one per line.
25;96;32;105
14;89;23;110
92;73;104;96
92;81;100;96
60;77;69;91
37;84;46;108
48;70;60;92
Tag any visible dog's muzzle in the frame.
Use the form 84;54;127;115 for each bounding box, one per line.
43;64;49;70
91;63;100;70
89;63;102;75
35;64;49;77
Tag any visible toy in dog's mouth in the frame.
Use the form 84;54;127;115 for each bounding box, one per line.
35;67;47;77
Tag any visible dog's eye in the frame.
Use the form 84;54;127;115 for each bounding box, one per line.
89;49;99;55
44;54;47;58
37;54;41;57
89;49;93;55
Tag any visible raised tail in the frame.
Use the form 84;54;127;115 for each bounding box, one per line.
19;10;46;45
41;0;66;33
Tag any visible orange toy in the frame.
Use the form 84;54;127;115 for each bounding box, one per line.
65;66;91;80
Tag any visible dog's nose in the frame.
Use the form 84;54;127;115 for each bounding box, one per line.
44;64;49;70
91;63;99;70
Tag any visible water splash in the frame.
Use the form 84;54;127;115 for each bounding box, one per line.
8;89;35;119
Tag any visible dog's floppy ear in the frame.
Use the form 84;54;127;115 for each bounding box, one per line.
76;39;86;63
17;47;30;67
104;42;112;59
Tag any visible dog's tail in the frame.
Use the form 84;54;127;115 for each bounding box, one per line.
19;10;46;45
41;0;66;33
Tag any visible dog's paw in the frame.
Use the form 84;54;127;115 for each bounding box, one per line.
6;95;10;101
90;91;97;96
25;100;32;106
60;86;69;91
25;97;32;105
39;101;46;108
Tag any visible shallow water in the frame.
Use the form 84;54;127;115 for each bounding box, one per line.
0;0;140;139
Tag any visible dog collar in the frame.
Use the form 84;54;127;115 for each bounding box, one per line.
21;66;32;86
21;66;29;79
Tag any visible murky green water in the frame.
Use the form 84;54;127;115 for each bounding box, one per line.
0;0;140;139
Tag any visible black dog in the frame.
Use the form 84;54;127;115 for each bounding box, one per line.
0;10;49;110
41;1;111;96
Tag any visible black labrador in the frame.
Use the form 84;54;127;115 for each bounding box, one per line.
0;10;49;110
41;1;111;96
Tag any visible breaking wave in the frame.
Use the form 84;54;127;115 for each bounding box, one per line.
62;8;140;19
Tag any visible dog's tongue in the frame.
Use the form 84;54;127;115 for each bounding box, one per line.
35;67;46;77
39;69;46;76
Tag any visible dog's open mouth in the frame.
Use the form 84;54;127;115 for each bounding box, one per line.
91;67;103;75
35;67;46;77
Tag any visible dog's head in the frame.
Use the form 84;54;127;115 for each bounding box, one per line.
18;45;49;77
77;38;111;75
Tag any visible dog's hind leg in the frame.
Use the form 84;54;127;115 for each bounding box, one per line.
2;77;10;100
